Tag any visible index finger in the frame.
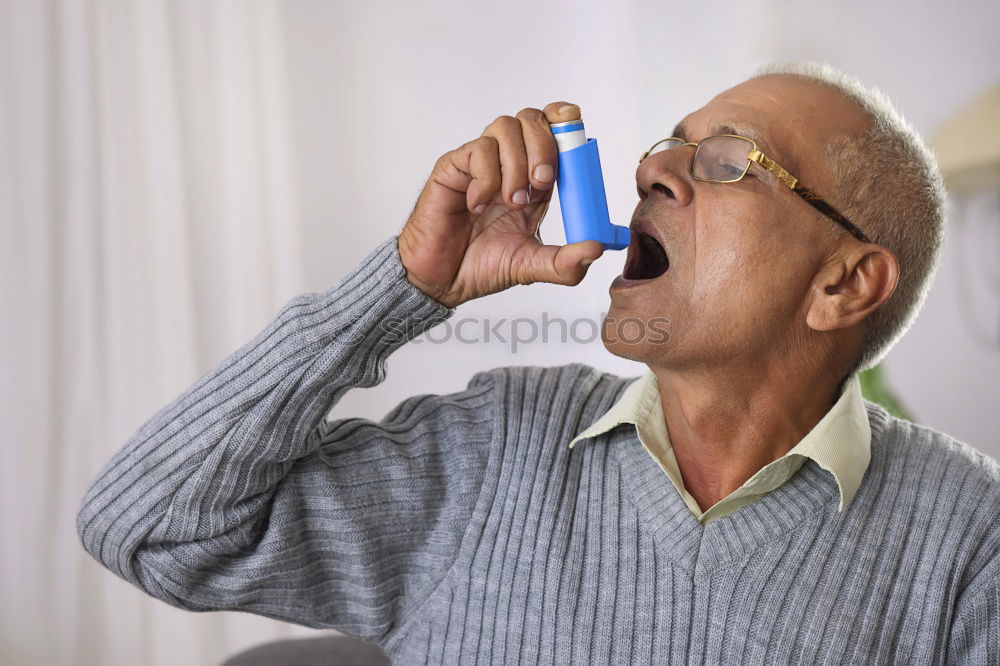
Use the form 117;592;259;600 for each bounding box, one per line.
515;107;562;191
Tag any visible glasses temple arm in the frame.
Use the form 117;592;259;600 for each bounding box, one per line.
750;150;871;244
793;185;872;243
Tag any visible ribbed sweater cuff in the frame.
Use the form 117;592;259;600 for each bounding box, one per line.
298;235;455;361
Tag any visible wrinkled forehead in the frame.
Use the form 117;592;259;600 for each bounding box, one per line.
674;76;870;182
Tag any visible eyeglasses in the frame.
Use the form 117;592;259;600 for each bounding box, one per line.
639;135;872;244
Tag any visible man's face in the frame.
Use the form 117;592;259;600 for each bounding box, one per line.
603;75;870;372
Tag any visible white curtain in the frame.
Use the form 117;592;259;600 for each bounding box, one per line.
0;1;324;664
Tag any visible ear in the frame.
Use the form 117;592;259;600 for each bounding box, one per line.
806;245;899;332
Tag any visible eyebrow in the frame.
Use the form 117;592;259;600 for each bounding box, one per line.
672;121;767;148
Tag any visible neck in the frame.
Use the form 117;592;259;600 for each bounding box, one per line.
650;357;847;513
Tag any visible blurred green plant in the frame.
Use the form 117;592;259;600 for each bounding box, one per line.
859;363;914;421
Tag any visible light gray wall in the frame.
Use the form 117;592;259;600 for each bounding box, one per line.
281;0;999;456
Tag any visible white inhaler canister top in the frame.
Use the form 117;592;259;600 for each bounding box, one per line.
550;119;587;152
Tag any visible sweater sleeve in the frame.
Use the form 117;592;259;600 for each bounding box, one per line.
76;236;497;641
947;572;1000;664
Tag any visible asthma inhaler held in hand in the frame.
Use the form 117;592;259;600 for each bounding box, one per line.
550;119;630;251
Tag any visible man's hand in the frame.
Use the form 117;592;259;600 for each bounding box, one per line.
398;102;606;308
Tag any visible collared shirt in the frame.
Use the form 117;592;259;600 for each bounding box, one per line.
568;371;872;525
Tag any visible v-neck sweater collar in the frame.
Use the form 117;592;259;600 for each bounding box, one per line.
570;370;872;524
607;399;890;575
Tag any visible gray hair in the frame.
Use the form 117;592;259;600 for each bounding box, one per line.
750;62;947;376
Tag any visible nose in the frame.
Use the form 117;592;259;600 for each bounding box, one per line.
635;150;695;207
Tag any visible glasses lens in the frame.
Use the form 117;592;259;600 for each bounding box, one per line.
643;138;685;161
693;136;753;182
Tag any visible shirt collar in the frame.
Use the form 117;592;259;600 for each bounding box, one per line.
568;371;872;513
568;372;656;448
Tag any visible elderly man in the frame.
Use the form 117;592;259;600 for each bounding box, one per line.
78;63;998;664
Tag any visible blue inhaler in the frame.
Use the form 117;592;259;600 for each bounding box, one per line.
550;119;630;250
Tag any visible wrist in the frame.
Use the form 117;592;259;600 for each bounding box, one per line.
403;269;458;308
397;235;462;308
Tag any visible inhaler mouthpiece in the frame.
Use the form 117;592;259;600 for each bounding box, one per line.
550;119;630;251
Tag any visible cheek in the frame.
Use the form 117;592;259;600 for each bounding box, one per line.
719;246;815;332
690;216;765;304
690;207;797;319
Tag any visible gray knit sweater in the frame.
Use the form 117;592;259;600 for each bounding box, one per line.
78;236;1000;665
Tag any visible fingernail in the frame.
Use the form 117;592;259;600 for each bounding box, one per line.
559;104;578;115
474;204;486;214
580;258;595;266
513;189;528;205
533;164;553;182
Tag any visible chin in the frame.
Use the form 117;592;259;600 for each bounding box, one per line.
600;315;673;365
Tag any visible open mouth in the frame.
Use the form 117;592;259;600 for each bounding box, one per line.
622;230;669;280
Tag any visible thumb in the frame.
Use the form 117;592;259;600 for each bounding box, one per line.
520;240;605;286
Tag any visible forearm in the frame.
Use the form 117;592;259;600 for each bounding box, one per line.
76;236;453;588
